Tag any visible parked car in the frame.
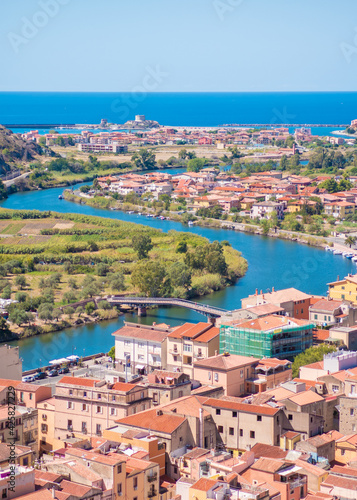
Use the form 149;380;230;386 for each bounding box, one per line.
22;375;35;383
48;370;58;377
33;372;47;380
58;367;69;374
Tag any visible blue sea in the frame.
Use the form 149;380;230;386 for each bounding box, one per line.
0;92;356;128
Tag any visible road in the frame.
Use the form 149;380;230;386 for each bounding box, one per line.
3;171;30;187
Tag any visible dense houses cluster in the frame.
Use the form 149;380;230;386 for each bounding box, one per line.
21;123;355;154
93;167;357;222
4;278;357;498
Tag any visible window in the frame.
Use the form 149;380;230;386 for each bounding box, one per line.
173;356;177;362
214;373;219;382
216;409;221;415
41;424;48;433
240;369;244;378
140;392;144;399
112;395;116;401
240;429;243;437
218;426;223;433
350;408;354;416
179;390;183;398
208;372;211;380
232;411;237;417
111;408;116;416
117;464;122;474
83;391;87;397
288;414;293;421
69;390;73;395
138;354;144;361
332;385;339;393
67;402;73;409
82;422;87;433
67;420;72;431
341;449;345;456
2;489;7;499
133;477;138;490
229;427;234;435
117;483;122;496
96;406;102;413
138;342;144;348
96;424;101;435
353;424;356;432
82;404;87;411
141;404;146;411
314;314;318;319
97;394;101;400
124;340;131;346
257;415;262;422
250;431;255;439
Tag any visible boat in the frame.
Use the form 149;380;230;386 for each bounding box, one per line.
58;195;63;200
333;250;342;255
352;256;357;262
325;246;333;251
345;254;354;259
188;221;194;226
137;212;142;216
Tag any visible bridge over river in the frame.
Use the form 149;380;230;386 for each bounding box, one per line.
107;296;231;321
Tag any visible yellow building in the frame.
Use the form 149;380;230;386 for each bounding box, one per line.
280;431;301;450
103;426;166;476
328;274;357;305
335;434;357;464
37;398;56;454
325;201;355;219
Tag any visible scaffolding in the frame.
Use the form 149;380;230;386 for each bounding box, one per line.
219;323;314;359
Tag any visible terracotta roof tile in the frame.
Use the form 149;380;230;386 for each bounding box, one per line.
58;376;100;387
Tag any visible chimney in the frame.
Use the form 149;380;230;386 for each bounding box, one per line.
272;286;275;292
260;290;263;295
255;288;258;296
199;408;204;448
52;488;56;499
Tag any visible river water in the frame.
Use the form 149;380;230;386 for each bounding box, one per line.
0;183;354;370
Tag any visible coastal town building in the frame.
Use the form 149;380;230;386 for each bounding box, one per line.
166;322;220;378
0;345;22;380
112;322;171;375
328;273;357;305
219;315;314;359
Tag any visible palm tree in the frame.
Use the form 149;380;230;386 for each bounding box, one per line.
345;236;356;248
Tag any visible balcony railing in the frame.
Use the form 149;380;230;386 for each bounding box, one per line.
289;477;307;489
147;473;157;482
148;490;157;498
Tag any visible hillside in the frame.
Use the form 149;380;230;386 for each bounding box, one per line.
0;125;45;174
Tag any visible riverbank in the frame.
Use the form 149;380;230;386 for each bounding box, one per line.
63;190;334;251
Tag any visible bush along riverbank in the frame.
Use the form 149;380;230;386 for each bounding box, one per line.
0;208;247;338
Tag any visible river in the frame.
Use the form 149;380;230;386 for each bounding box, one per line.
0;182;354;370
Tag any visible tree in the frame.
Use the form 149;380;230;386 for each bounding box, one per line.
292;345;336;378
178;149;187;160
279;155;289;171
131;149;156;170
187;158;206;172
15;292;27;303
109;272;125;292
168;262;192;289
85;302;96;315
261;219;270;235
96;263;110;276
38;303;53;323
131;261;171;297
63;291;77;304
1;286;11;300
15;275;27;290
346;236;356;248
9;307;29;326
76;306;84;317
65;306;75;319
319;178;339;193
132;234;153;259
82;283;97;298
68;278;78;290
52;309;62;322
176;241;187;253
108;346;115;361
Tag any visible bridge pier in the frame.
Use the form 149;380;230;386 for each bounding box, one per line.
208;317;216;326
138;306;147;317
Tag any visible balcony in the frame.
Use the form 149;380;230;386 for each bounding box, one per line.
147;473;157;483
148;490;157;498
289;477;307;489
67;425;73;431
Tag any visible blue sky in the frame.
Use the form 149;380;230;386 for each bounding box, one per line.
1;0;357;92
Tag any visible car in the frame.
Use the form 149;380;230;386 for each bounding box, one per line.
33;372;47;380
48;370;58;377
22;375;35;383
58;367;69;374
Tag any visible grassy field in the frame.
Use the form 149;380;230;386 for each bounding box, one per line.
0;209;247;337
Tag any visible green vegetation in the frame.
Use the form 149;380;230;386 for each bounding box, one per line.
0;209;247;337
292;344;337;378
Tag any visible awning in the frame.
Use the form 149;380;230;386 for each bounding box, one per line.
49;359;61;366
279;465;302;476
136;364;145;370
66;355;80;361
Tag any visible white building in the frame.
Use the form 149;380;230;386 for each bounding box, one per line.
250;201;285;220
112;322;171;375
